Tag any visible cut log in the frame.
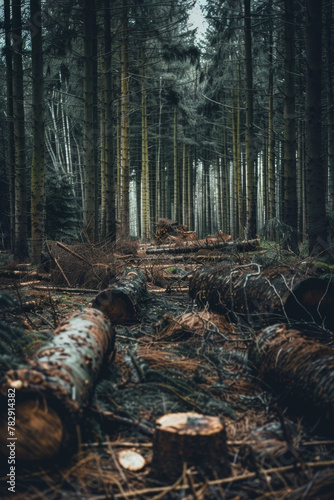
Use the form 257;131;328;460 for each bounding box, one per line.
0;307;114;461
146;239;259;255
248;323;334;427
152;412;230;480
189;265;334;329
92;268;147;324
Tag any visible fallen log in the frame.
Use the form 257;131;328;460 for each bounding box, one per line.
146;239;259;255
248;323;334;427
189;265;334;329
152;412;230;480
0;307;114;461
92;268;147;324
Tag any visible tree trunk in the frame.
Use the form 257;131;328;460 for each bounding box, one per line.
244;0;256;239
4;0;15;252
92;268;147;324
283;0;298;252
189;265;334;329
83;0;97;242
30;0;46;264
0;307;114;461
146;239;259;255
249;323;334;428
305;0;327;254
173;107;180;223
120;0;130;238
12;0;28;259
141;48;150;241
101;0;116;241
325;1;334;217
267;8;275;237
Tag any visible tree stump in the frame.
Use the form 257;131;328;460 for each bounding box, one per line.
152;412;230;480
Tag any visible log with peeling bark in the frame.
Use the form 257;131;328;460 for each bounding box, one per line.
248;323;334;426
146;239;259;255
0;307;114;461
92;268;147;324
189;265;334;329
152;412;230;480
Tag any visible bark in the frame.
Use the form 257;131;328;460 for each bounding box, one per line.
244;0;256;239
189;265;334;329
12;0;28;259
152;412;230;481
248;323;334;427
0;307;114;461
101;0;116;241
92;268;147;324
141;47;150;241
30;0;46;264
146;239;259;255
4;0;15;251
120;0;130;237
283;0;298;251
305;0;327;254
83;0;98;242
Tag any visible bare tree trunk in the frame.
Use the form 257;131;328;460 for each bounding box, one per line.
305;0;327;254
244;0;257;239
12;0;28;259
141;48;150;241
283;0;298;251
120;0;130;238
30;0;46;264
83;0;97;242
4;0;15;251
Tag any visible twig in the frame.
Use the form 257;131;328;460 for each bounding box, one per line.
54;257;71;287
108;460;334;499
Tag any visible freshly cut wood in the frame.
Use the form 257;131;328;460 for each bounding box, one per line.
92;268;147;324
117;450;146;471
152;412;230;480
248;323;334;426
146;239;259;255
189;265;334;329
0;307;114;461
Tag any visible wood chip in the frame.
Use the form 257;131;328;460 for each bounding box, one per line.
117;450;146;471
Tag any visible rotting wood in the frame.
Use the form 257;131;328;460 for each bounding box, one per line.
146;238;259;255
152;412;230;481
248;323;334;427
189;264;334;329
0;307;115;461
92;268;147;324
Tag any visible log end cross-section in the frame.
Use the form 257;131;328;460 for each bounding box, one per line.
0;307;114;462
152;412;230;480
92;268;147;324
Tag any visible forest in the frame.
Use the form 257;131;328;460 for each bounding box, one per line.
1;0;334;499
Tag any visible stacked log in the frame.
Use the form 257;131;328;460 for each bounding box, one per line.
0;307;114;461
92;268;147;324
248;323;334;426
189;265;334;329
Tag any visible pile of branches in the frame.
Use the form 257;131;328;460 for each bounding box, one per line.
46;241;117;289
154;218;196;244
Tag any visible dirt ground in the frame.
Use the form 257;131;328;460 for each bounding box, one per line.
0;245;334;499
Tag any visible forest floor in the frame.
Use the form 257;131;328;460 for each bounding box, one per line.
0;241;334;499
